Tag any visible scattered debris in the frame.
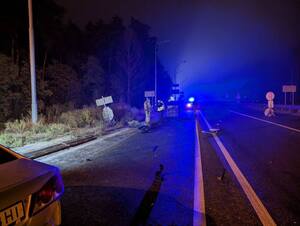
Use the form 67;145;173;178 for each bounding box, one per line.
202;128;220;134
127;120;142;128
217;168;226;181
209;128;220;133
152;145;159;157
139;125;151;133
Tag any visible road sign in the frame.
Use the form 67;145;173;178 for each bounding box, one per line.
282;85;296;93
96;96;113;107
145;90;155;97
102;106;114;122
265;91;275;117
282;85;296;105
266;92;275;101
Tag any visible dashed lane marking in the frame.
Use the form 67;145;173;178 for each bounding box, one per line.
193;119;206;226
231;110;300;133
199;111;277;226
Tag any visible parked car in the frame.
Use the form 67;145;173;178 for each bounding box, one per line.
0;144;64;226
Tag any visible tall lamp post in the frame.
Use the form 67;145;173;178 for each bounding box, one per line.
28;0;38;123
154;40;170;105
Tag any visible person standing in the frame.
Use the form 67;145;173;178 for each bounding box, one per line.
144;98;151;126
157;100;165;123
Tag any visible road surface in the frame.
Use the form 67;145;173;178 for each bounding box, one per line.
36;103;300;225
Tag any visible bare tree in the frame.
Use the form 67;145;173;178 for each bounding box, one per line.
116;29;143;105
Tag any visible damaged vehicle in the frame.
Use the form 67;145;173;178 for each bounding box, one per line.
0;145;64;226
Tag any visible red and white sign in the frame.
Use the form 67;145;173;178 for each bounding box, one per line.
266;91;275;101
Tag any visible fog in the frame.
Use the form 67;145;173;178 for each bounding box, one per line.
58;0;300;101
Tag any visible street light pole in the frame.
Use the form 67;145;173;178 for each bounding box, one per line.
154;45;158;105
28;0;38;123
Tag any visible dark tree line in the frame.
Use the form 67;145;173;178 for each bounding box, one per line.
0;0;172;122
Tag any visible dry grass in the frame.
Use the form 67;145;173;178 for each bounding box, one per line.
0;105;138;148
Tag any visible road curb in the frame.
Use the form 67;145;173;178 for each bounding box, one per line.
25;127;134;159
28;135;97;159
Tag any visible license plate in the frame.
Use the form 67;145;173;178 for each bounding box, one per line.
0;202;25;226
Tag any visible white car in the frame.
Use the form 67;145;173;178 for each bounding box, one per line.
0;144;64;226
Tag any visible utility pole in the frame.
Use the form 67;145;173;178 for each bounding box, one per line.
28;0;38;123
154;45;158;105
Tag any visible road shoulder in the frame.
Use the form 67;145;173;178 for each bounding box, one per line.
198;116;262;226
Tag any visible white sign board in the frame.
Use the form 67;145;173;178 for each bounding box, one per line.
282;85;296;93
102;106;114;122
96;96;113;107
144;91;155;97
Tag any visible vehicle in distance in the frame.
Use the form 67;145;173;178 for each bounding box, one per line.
0;144;64;226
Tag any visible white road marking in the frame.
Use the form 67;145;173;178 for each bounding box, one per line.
231;110;300;133
199;111;277;226
194;119;206;226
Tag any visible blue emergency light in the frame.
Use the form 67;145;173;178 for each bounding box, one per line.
188;97;195;103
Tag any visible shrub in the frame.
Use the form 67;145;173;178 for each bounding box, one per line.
59;108;101;128
78;108;94;127
59;111;78;128
0;133;23;147
0;106;105;148
28;116;49;134
46;123;70;136
5;118;31;134
111;103;132;121
111;103;144;122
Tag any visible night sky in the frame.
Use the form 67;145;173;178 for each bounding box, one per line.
57;0;300;100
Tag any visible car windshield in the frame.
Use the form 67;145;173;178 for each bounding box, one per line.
0;146;18;165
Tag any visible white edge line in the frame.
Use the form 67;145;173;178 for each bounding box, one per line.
230;110;300;133
199;111;277;226
193;119;206;226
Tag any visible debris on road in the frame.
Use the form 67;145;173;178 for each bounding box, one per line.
128;120;143;128
202;128;220;134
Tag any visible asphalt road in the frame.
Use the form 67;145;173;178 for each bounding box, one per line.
38;118;197;225
200;102;300;226
36;103;300;226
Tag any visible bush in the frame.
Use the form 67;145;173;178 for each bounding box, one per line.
77;109;94;127
111;103;132;121
5;118;31;134
0;106;104;148
111;103;144;122
0;133;23;147
59;111;79;128
59;107;101;128
46;102;75;122
46;123;70;136
30;117;48;134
